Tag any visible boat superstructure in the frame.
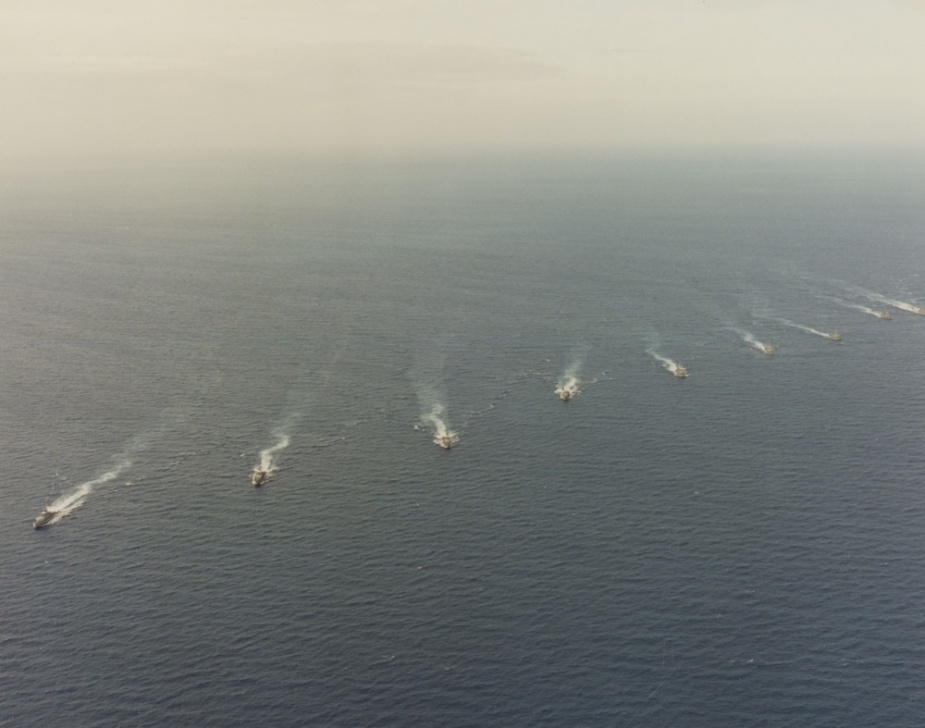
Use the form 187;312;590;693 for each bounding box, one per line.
33;508;57;529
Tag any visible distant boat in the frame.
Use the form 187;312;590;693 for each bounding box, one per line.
559;389;571;401
673;365;688;378
876;311;892;320
33;508;56;529
252;469;267;486
439;435;453;450
826;332;842;342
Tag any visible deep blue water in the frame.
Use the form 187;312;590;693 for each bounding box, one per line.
2;151;925;726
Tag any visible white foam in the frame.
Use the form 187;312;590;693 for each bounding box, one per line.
555;360;582;398
778;318;840;340
254;417;298;479
878;297;925;314
845;303;890;318
733;328;775;355
424;403;459;447
646;347;685;375
45;458;132;522
842;285;924;315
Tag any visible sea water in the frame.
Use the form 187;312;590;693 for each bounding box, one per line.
2;151;924;726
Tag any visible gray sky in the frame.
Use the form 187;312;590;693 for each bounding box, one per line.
2;0;924;158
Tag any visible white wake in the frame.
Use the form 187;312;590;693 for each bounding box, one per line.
253;416;299;482
42;458;132;525
733;328;775;355
839;284;924;315
843;302;891;319
555;360;582;400
777;318;841;341
646;347;688;377
423;403;459;449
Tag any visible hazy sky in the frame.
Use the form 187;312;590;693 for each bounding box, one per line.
2;0;924;158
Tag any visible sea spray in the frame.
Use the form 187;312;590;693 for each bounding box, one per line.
841;302;892;319
777;318;842;341
646;346;688;378
555;360;582;400
732;328;776;355
253;413;300;483
34;424;162;528
871;296;925;315
422;403;459;449
837;283;924;316
39;457;133;527
410;350;459;449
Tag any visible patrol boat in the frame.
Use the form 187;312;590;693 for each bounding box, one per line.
33;509;57;529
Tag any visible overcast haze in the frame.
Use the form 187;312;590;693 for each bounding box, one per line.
2;0;924;159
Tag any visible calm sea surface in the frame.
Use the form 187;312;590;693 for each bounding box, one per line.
2;151;924;726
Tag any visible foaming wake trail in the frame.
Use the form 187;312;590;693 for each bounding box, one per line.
253;415;299;482
841;284;925;315
43;458;132;525
777;318;842;341
34;418;185;527
733;328;776;355
423;403;459;449
555;360;582;400
873;296;925;315
836;300;892;320
258;432;291;472
646;347;688;378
